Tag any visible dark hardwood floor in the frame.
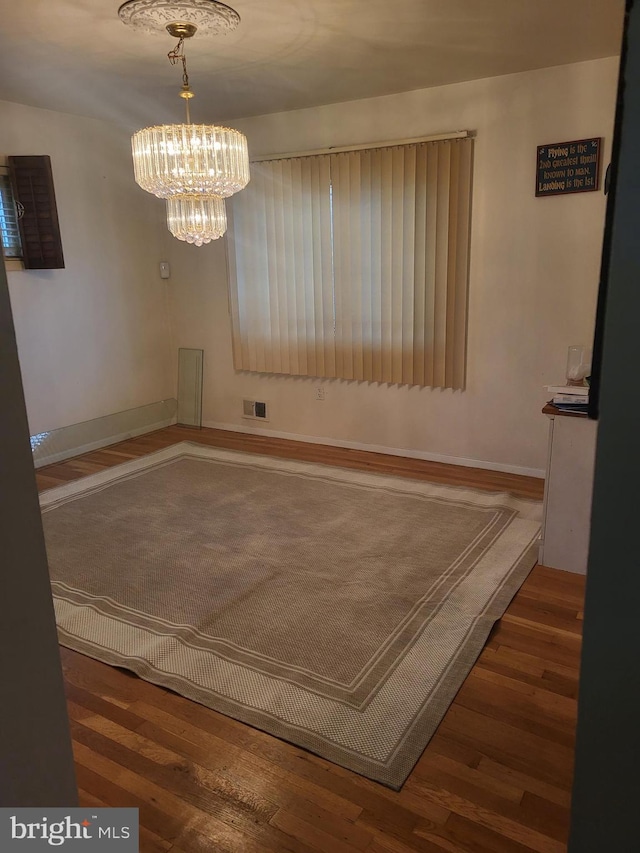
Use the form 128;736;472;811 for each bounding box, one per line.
38;426;583;853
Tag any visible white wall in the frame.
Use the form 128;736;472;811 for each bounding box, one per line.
167;57;619;476
2;100;175;436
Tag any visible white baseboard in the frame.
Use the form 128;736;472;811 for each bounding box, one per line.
202;420;546;480
33;399;178;469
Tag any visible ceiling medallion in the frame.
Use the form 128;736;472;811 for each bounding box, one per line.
118;0;241;37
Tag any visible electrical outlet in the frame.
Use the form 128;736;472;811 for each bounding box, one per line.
315;386;326;401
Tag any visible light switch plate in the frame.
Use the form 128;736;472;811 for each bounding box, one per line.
159;262;170;279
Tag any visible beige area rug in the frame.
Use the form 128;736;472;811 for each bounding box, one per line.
41;442;541;789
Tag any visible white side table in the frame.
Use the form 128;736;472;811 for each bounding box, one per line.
539;405;598;574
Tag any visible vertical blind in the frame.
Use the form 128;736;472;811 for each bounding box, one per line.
228;136;473;389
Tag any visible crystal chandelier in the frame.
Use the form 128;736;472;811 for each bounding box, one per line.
119;0;249;245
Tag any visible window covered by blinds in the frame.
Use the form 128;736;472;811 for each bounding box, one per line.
228;136;473;389
0;169;23;259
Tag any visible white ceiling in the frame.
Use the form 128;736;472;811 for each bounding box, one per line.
0;0;625;129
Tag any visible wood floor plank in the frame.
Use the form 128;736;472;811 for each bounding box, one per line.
412;751;525;804
74;761;227;853
408;770;527;834
454;674;577;748
488;624;581;670
425;813;548;853
478;645;546;678
73;740;316;853
517;792;570;843
475;758;571;809
367;827;458;853
137;826;174;853
269;809;369;853
476;648;579;701
37;426;582;852
469;666;577;719
438;705;575;789
269;799;373;850
70;715;282;831
405;777;567;853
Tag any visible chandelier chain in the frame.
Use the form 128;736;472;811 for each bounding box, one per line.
168;36;193;122
168;37;189;87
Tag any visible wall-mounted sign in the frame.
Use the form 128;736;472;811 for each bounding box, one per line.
536;138;601;197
